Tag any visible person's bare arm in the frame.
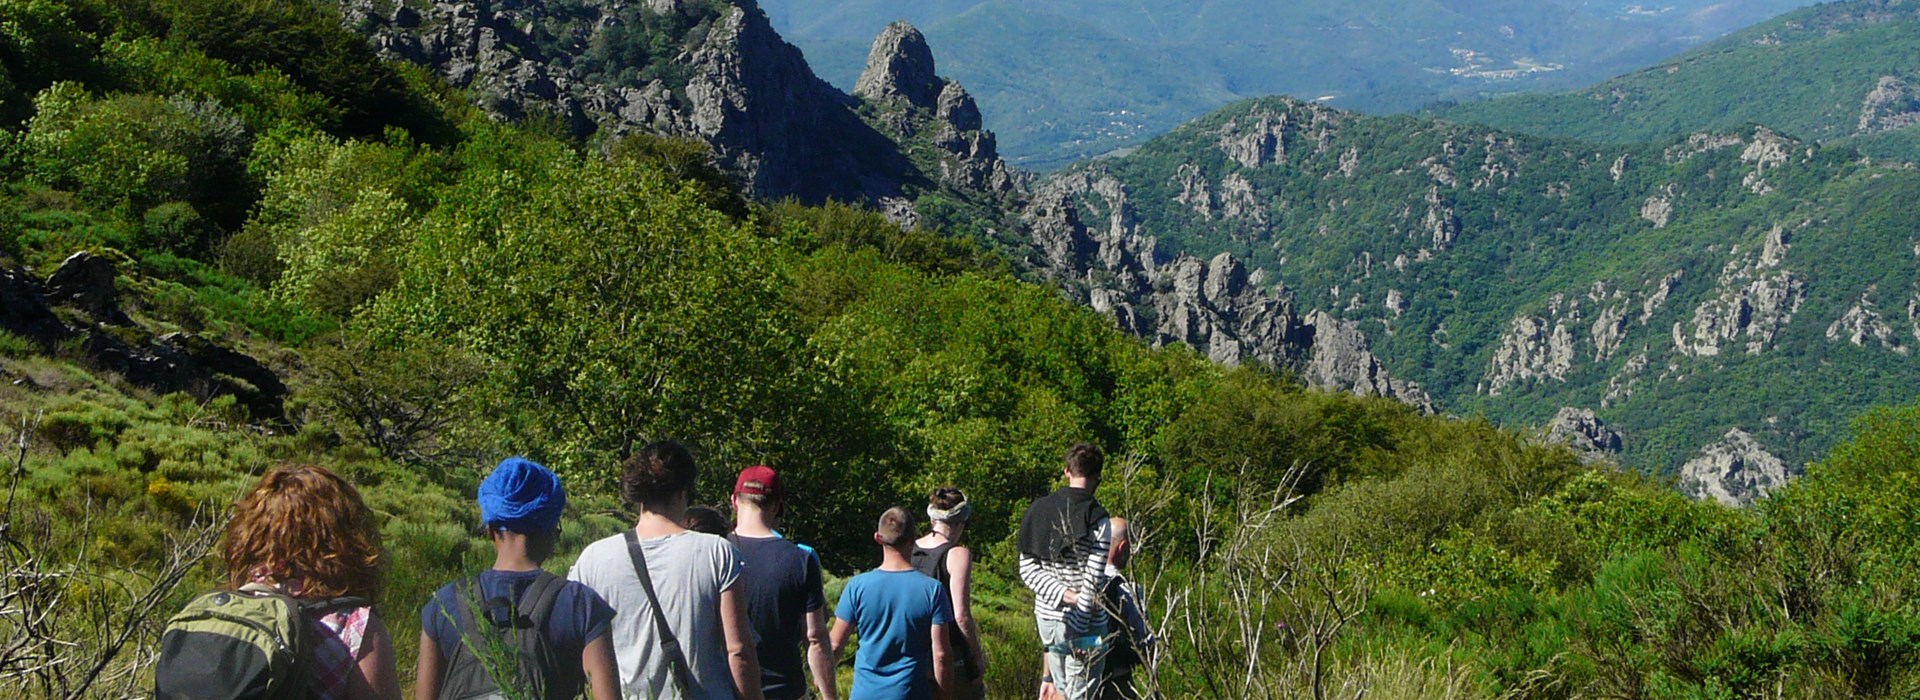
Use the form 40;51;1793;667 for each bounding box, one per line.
581;634;621;700
351;611;402;700
931;622;955;700
413;632;441;700
805;607;838;700
946;546;987;679
830;616;854;657
720;583;765;700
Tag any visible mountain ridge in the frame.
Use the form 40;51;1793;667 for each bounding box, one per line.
761;0;1822;168
1431;0;1920;160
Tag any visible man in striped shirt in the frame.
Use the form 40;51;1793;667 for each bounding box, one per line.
1016;443;1114;700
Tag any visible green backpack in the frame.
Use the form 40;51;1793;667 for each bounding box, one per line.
153;584;366;700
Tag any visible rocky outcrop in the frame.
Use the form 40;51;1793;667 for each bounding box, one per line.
1827;287;1906;353
1544;407;1624;463
1213;100;1345;170
1641;186;1673;228
1020;168;1431;410
1680;428;1793;507
4;253;288;421
1217;174;1263;223
1602;350;1648;407
1738;128;1793;194
340;0;914;204
1484;313;1576;396
1301;311;1434;411
43;252;132;326
1173;164;1215;220
1482;278;1671;395
2;267;72;350
1664;132;1745;163
853;22;1017;196
1674;226;1804;357
1859;75;1920;134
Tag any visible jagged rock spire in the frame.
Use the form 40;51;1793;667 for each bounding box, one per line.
856;21;941;109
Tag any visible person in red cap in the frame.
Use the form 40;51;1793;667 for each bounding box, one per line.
730;466;838;700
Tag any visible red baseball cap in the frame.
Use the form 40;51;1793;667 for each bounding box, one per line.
734;465;783;499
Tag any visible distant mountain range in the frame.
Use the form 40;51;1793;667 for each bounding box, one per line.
759;0;1819;169
1433;0;1920;160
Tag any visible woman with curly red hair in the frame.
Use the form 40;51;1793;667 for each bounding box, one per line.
223;464;401;700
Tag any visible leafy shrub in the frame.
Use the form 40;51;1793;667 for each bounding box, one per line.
22;84;252;228
136;201;208;256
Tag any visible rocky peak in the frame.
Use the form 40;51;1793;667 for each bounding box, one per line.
340;0;914;204
855;21;941;109
1020;168;1431;411
1680;428;1794;507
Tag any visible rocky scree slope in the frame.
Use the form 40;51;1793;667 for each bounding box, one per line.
1037;95;1920;500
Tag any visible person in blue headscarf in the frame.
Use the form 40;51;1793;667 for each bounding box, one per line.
415;457;621;700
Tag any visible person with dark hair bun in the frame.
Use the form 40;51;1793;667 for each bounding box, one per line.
568;441;764;700
912;487;986;699
684;506;731;537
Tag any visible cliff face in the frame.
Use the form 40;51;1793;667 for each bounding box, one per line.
1018;166;1433;411
339;0;913;203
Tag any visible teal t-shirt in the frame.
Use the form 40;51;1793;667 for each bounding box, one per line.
835;569;954;700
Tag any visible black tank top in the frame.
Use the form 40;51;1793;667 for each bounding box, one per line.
909;540;975;671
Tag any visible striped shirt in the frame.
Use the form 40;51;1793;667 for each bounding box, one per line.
1019;517;1112;635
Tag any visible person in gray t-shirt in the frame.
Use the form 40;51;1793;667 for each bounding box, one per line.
568;440;764;700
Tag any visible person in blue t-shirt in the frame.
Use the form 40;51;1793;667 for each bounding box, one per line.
416;457;620;700
832;507;956;700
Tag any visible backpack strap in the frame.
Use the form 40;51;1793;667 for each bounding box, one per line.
437;576;482;699
912;541;956;582
624;529;697;695
516;572;567;700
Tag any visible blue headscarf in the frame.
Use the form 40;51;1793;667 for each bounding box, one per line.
478;457;566;533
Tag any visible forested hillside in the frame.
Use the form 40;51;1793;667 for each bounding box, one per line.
1434;0;1920;161
1033;94;1920;483
6;0;1920;698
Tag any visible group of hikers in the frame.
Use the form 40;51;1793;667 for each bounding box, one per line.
153;440;1152;700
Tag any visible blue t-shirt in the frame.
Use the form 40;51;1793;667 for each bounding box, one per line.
835;569;954;700
730;535;827;700
421;569;616;697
